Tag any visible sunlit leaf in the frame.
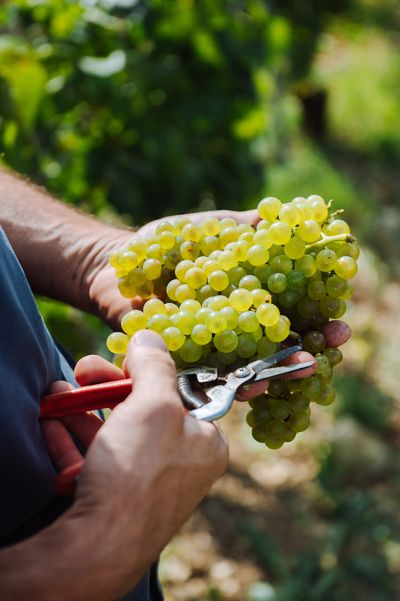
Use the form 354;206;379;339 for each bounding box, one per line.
79;49;126;77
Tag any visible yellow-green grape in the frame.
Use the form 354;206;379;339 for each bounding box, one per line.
308;195;328;222
251;288;270;308
323;347;343;366
182;223;202;242
229;288;253;312
166;278;180;301
268;221;292;245
237;333;257;358
284;236;306;260
155;221;177;236
231;240;250;261
196;284;214;303
334;256;358;279
220;306;239;329
135;279;154;299
217;350;238;365
196;307;213;324
315;249;337;272
288;412;310;432
208;270;229;292
164;248;181;270
109;250;122;269
324;219;350;236
201;217;221;236
159;231;176;250
308;280;326;300
107;332;129;354
236;223;254;235
270;254;293;275
171;311;196;335
121;309;148;335
165;302;179;316
220;217;238;230
175;260;194;282
205;311;227;334
119;251;139;270
127;238;147;262
147;314;171;333
175;284;196;303
279;203;300;227
185;267;207;289
258;197;282;220
194;255;209;269
118;275;136;298
191;324;212;345
325;275;347;297
268;398;291;420
253;264;273;284
178;339;202;363
286;270;306;290
214;330;238;353
239;275;261;291
256;303;280;326
180;299;201;314
202;260;220;277
200;236;220;255
238;311;259;333
339;282;354;300
288;392;309;413
219;226;240;247
257;337;277;357
293;198;314;223
265;315;291;342
146;243;163;260
174;216;191;232
208;295;229;310
228;266;246;286
219;250;238;270
257;219;272;230
253;229;272;249
113;354;125;369
297;220;321;243
143;298;166;318
316;384;336;406
180;241;200;260
267;273;287;293
247;244;270;266
251;325;263;341
162;326;185;351
295;255;317;277
142;258;162;280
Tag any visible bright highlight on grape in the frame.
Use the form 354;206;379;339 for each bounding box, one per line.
107;194;359;450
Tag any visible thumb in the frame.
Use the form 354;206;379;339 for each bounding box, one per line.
125;330;180;412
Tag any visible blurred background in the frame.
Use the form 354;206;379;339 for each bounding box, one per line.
1;1;400;599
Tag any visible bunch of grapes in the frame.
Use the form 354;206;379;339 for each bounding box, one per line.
106;195;358;449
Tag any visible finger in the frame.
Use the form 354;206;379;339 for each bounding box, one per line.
236;380;269;402
60;413;104;448
321;320;351;347
48;381;74;394
74;355;125;386
124;330;180;411
281;351;317;379
41;419;83;472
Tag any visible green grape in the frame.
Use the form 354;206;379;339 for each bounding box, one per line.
324;219;350;235
166;278;180;301
177;300;199;314
196;307;213;324
121;310;148;335
220;306;239;329
178;339;202;363
256;303;280;326
231;240;250;261
253;264;273;284
208;296;229;310
165;302;179;316
256;337;277;357
236;223;254;235
265;419;287;439
308;195;328;222
257;219;272;230
246;410;257;428
265;316;290;342
316;249;337;272
279;203;300;227
265;438;284;450
297;220;321;243
208;270;229;291
219;250;237;270
107;332;129;354
297;296;319;318
288;392;310;413
108;250;122;269
288;412;310;432
164;248;181;270
252;424;268;443
147;314;171;333
308;280;326;300
323;347;343;366
118;275;136;298
180;241;200;260
267;273;287;293
143;298;166;318
199;235;220;256
284;236;306;260
217;350;238;365
268;398;291;420
310;311;329;329
196;284;214;303
237;333;258;358
214;329;238;353
162;327;185;351
295;255;316;277
171;311;196;335
127;238;147;262
326;275;347;297
316;383;336;406
175;284;196;303
334;256;358;279
295;200;314;223
258;196;282;220
253;229;272;249
303;330;326;353
268;221;292;245
287;270;306;290
185;267;207;289
229;288;253;312
278;289;299;308
147;243;163;260
159;231;176;250
194;255;209;269
202;260;220;277
135;280;154;298
267;380;288;398
113;354;125;369
319;296;342;318
119;251;138;270
315;355;332;378
239;275;262;291
205;311;227;334
227;266;246;286
191;324;212;345
175;260;195;282
200;217;221;236
182;223;202;242
238;311;259;333
251;325;263;341
155;221;177;236
300;377;322;400
247;244;269;266
142;258;162;280
270;254;293;275
251;288;270;308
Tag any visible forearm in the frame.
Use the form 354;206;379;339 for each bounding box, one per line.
0;168;130;312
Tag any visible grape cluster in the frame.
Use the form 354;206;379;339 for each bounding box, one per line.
106;195;358;449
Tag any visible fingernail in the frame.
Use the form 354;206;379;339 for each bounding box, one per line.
132;330;168;351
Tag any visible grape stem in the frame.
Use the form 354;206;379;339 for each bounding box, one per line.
306;233;355;251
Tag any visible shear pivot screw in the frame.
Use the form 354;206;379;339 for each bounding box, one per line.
235;367;250;378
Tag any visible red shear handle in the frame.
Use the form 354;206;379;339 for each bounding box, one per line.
40;378;133;418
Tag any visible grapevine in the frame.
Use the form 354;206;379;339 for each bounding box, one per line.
106;195;358;449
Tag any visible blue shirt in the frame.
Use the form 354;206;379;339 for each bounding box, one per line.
0;227;162;600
